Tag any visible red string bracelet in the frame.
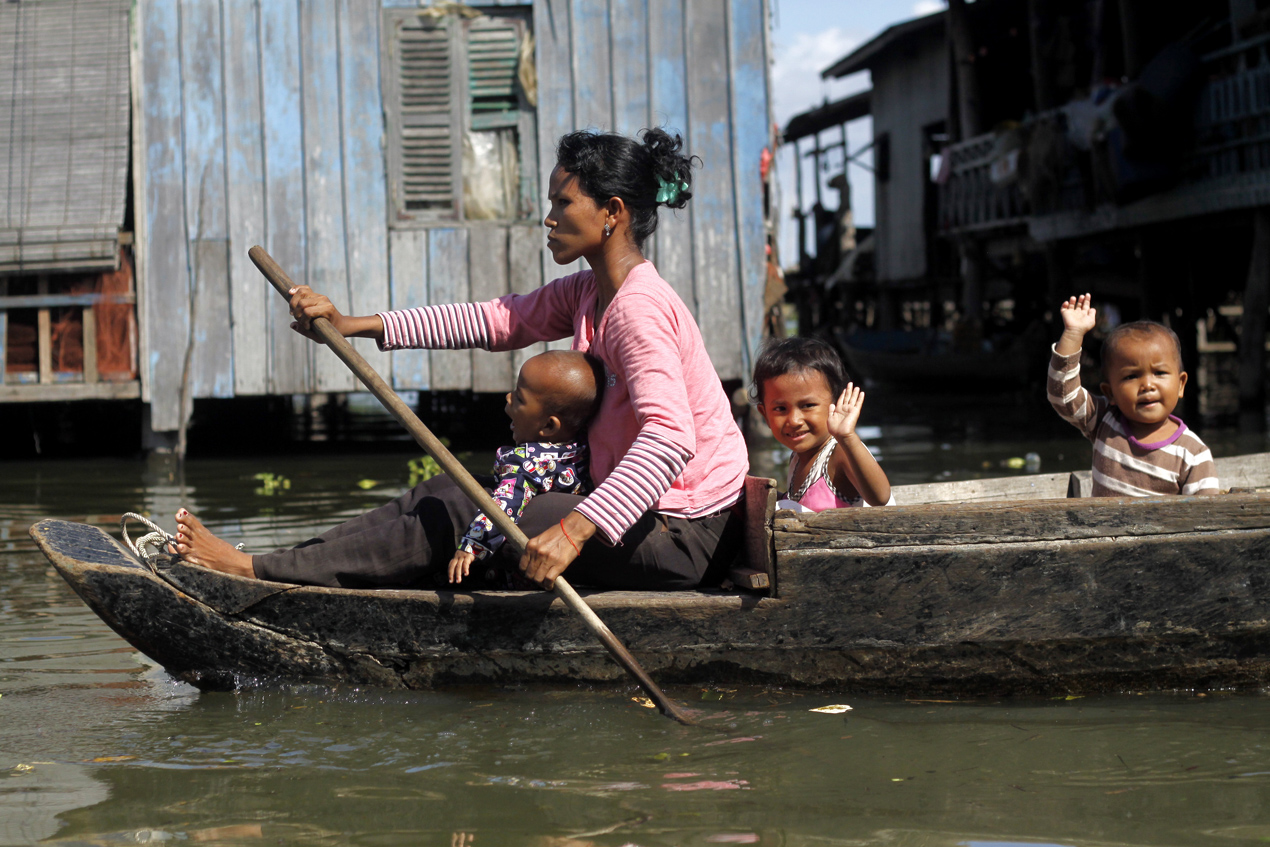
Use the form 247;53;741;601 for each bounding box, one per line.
559;519;581;556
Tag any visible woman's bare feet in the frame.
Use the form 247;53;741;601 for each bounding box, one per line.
173;509;256;579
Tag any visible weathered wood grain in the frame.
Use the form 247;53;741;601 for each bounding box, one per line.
533;0;581;286
685;0;742;380
427;228;472;389
34;510;1270;696
388;230;430;390
180;0;233;400
223;0;269;396
301;0;355;393
339;0;392;380
469;226;513;392
893;453;1270;505
775;492;1270;550
260;0;311;395
570;0;612;131
508;224;546;374
774;530;1270;646
140;0;192;431
190;239;234;397
647;0;694;308
727;0;768;375
610;0;649;136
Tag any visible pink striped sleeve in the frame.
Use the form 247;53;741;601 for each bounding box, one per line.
575;431;692;544
377;303;491;351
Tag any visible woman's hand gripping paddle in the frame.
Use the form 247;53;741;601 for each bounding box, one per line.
248;245;694;726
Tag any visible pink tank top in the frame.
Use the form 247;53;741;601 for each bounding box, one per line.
784;438;895;512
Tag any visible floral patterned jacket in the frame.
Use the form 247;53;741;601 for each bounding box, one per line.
459;441;590;559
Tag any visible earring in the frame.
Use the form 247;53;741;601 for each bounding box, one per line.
603;223;612;237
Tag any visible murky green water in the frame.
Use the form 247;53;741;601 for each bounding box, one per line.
5;399;1270;845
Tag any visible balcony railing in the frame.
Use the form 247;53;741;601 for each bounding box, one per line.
938;37;1270;237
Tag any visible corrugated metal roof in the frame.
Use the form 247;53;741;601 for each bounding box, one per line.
0;0;130;274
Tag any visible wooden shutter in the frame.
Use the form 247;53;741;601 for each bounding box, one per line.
467;18;521;123
390;15;460;216
0;0;130;273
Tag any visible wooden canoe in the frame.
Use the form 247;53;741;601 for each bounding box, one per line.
28;453;1270;696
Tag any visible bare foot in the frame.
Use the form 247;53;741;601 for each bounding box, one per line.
174;509;256;578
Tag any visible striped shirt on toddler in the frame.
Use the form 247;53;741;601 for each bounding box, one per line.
1047;345;1219;496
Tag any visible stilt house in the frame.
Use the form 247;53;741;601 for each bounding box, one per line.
784;0;1270;419
0;0;773;440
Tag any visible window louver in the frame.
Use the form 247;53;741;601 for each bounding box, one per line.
396;20;455;212
468;19;519;117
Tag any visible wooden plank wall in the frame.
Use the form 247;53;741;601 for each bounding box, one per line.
136;0;769;432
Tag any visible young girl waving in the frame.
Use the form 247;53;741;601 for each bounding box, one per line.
753;337;893;512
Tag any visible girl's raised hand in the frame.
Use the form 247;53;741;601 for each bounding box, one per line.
828;383;865;441
1059;293;1097;335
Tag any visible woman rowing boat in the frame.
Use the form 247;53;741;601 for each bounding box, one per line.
172;128;750;591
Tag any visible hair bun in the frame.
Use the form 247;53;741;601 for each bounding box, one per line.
641;127;695;209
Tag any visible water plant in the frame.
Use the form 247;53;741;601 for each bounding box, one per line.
253;472;291;496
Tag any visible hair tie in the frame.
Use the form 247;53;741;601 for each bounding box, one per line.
655;175;689;204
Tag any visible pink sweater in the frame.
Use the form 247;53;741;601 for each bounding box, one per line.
379;262;748;543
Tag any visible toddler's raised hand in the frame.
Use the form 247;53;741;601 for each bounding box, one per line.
448;549;475;584
828;383;865;441
1059;293;1097;335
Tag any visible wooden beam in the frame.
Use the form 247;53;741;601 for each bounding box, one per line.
0;293;136;309
82;306;98;384
37;276;51;385
0;381;141;403
0;278;6;384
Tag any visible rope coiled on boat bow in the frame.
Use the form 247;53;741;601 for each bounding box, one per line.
119;512;243;572
120;512;173;572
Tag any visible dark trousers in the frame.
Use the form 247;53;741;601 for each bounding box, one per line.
253;474;743;591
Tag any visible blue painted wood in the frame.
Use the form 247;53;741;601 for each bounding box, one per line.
685;0;742;380
534;0;581;287
140;0;192;431
647;0;695;309
191;238;234;397
728;0;769;376
301;0;355;393
610;0;649;137
339;0;392;380
508;224;545;375
388;229;430;390
180;0;234;399
427;228;472;390
469;225;513;392
223;0;269;396
570;0;612;131
260;0;311;395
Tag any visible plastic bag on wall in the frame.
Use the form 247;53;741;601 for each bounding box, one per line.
463;129;520;220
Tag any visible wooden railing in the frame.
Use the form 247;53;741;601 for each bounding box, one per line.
0;281;139;399
938;38;1270;235
937;133;1029;232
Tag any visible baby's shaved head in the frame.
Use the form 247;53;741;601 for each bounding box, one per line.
530;350;605;439
1102;321;1183;370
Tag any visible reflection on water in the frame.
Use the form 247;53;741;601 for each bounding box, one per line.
3;399;1270;844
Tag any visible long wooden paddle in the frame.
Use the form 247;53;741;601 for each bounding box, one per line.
249;245;694;726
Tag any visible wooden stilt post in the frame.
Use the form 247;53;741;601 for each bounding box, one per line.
1239;209;1270;430
0;278;7;384
83;306;98;384
37;275;52;384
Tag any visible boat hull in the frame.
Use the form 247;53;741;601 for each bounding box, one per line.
30;489;1270;695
